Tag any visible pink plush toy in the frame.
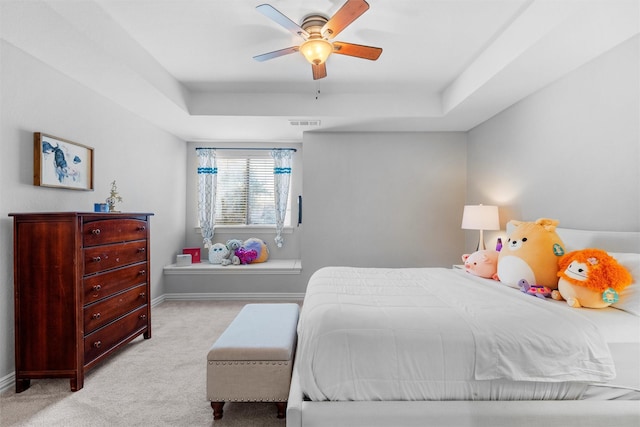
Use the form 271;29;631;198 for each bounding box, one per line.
235;247;258;264
462;250;499;279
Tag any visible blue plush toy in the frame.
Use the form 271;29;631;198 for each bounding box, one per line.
221;239;243;266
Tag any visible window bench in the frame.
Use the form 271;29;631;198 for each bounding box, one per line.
163;259;302;275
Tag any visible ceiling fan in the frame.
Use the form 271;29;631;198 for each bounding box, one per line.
253;0;383;80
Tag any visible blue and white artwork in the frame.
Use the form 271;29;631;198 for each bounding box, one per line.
38;134;92;190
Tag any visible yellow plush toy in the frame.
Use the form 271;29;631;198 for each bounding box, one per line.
552;249;633;308
497;218;566;289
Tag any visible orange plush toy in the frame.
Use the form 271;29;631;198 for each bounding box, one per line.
497;218;566;289
552;249;633;308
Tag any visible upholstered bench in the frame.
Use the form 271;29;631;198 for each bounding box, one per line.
207;303;299;420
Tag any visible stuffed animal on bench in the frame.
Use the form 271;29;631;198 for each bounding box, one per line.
221;239;242;266
220;238;269;266
208;242;229;264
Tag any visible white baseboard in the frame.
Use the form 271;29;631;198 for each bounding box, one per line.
151;294;166;307
0;371;14;394
162;292;305;301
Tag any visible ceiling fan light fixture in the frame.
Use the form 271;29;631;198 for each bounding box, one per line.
255;1;381;79
300;38;333;65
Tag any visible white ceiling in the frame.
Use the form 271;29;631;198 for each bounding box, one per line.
1;0;638;141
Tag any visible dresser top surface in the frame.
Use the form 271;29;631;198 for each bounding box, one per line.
9;212;154;218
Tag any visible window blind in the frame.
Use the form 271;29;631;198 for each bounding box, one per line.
215;157;276;225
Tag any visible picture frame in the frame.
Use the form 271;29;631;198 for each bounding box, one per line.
34;132;94;191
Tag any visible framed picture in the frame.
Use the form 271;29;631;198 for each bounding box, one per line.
34;132;94;191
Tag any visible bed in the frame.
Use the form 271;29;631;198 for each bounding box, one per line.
286;228;640;427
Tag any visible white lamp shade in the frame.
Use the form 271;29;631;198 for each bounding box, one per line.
461;205;500;230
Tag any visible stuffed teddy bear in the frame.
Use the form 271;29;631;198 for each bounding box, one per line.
461;250;499;279
242;238;269;263
497;218;566;289
551;248;633;308
221;239;243;266
208;242;229;264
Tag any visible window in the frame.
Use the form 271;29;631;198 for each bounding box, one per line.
215;156;274;225
214;154;290;226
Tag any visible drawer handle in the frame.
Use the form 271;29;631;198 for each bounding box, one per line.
92;284;102;292
139;314;147;320
137;226;146;232
92;256;101;262
93;341;102;349
92;313;101;320
91;229;101;235
137;247;146;253
138;270;146;276
139;292;146;299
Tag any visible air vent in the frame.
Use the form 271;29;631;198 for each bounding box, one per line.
289;120;321;127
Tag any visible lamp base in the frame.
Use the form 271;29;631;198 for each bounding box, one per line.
475;229;486;251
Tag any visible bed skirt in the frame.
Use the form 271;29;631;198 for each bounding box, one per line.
286;364;640;427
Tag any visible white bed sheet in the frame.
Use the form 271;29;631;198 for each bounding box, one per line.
297;267;639;402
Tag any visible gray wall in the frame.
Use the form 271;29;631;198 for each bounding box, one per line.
0;41;186;388
169;132;467;296
300;132;468;285
467;35;640;233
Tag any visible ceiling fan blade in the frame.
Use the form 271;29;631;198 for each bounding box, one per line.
322;0;369;39
312;63;327;80
256;4;309;39
332;41;382;60
253;46;299;62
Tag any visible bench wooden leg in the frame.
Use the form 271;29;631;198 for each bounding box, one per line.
276;402;287;419
211;401;224;420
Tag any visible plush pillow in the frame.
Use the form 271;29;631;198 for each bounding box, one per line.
497;218;565;289
461;250;499;279
609;252;640;316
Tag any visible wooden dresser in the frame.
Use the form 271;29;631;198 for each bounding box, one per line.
9;212;153;392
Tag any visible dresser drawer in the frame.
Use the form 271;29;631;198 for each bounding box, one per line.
84;284;148;334
84;240;147;275
83;219;148;247
83;262;148;305
84;305;149;364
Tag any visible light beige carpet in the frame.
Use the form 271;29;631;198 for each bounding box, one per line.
0;300;299;427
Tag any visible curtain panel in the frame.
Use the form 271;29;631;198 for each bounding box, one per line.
271;149;293;248
196;148;217;249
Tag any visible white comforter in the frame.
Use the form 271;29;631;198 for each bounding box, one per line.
297;267;616;401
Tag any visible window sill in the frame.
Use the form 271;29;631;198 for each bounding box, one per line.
193;226;295;235
163;259;301;275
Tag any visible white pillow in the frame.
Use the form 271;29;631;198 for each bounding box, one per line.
609;252;640;316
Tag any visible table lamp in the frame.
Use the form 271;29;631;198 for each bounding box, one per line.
461;204;500;251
